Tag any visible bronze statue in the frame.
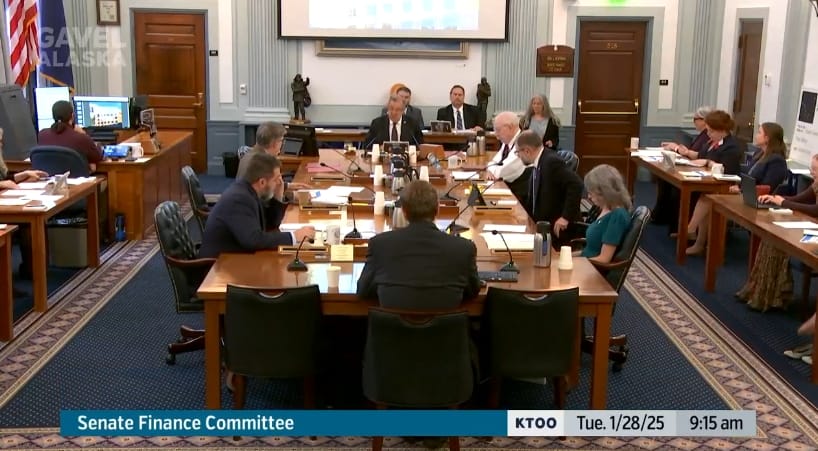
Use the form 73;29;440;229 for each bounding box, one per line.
477;77;491;125
291;74;311;122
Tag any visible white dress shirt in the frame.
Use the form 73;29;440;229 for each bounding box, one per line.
487;129;525;183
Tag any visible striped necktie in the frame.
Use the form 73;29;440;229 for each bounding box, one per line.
455;109;464;130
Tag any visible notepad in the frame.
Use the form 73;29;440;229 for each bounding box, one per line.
713;174;741;182
482;188;513;197
1;189;44;197
0;198;28;206
630;150;663;157
483;224;527;233
67;177;96;185
324;186;365;197
481;232;535;250
773;221;818;229
16;182;49;190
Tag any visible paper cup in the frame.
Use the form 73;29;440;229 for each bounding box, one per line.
326;266;341;287
558;245;573;270
448;155;459;168
373;166;384;186
374;192;386;215
419;166;430;181
629;137;640;150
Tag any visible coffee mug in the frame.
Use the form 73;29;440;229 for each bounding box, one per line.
325;225;341;245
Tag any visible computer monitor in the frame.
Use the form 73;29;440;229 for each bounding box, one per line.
34;87;71;131
73;95;131;129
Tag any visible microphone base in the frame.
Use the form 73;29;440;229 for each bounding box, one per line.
345;230;362;239
499;262;520;273
440;193;460;202
447;223;469;235
287;258;309;272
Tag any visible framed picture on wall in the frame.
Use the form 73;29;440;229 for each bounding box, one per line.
316;39;468;59
96;0;121;26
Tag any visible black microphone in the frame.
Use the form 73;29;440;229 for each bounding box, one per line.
491;230;520;273
318;162;377;199
445;178;502;235
440;161;503;201
287;235;314;271
345;195;362;239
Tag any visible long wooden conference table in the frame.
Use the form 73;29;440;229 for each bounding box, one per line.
197;150;618;410
317;128;500;151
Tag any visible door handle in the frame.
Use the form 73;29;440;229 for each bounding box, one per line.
578;99;640;115
192;92;204;109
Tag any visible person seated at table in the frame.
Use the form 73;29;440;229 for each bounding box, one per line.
381;86;424;127
486;111;528;202
198;152;314;258
0;128;48;282
37;100;103;172
357;180;481;310
580;164;632;264
514;130;584;247
519;94;560;149
683;110;745;255
436;85;483;131
654;105;714;227
736;153;818;311
236;121;310;191
363;94;424;150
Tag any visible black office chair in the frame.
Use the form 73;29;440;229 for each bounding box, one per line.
573;206;651;371
481;287;579;409
181;166;214;237
224;284;322;409
154;201;215;364
363;308;473;451
557;150;579;173
30;145;90;215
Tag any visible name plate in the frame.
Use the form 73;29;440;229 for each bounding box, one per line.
536;45;574;77
330;244;355;262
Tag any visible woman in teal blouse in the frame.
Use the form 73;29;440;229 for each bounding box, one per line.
581;164;632;263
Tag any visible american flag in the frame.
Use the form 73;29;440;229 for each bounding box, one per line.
6;0;39;87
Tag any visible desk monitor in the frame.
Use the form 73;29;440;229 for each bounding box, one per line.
281;137;302;156
73;95;131;129
431;120;452;133
382;141;409;155
35;86;71;131
283;123;318;156
0;84;37;160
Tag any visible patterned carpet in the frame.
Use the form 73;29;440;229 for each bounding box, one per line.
0;212;817;448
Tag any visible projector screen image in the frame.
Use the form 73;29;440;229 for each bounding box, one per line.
34;87;71;131
279;0;508;40
73;96;131;129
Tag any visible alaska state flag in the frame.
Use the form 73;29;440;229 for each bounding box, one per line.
38;0;74;90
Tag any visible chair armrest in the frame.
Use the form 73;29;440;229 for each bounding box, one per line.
196;208;210;218
165;255;216;269
590;259;628;272
569;237;587;252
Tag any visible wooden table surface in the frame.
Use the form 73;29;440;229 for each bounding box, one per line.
198;149;617;410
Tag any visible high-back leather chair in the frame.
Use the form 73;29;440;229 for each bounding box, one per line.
30;145;90;214
481;287;579;409
557;150;579;173
224;284;322;409
154;201;215;364
363;308;473;451
181;166;210;237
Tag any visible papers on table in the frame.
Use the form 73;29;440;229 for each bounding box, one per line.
676;158;707;167
802;230;818;243
1;189;42;197
644;146;665;151
17;182;49;190
773;221;818;229
483;224;527;233
769;208;793;214
713;174;741;182
496;199;518;206
67;176;96;185
678;171;708;179
324;186;365;197
481;232;535;251
0;198;28;206
451;171;479;181
0;224;6;229
630;150;663;157
482;188;513;197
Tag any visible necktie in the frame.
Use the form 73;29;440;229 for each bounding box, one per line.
391;122;398;141
500;144;510;162
455;109;464;130
529;167;538;212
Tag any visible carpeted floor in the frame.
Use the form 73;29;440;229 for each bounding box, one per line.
0;179;817;449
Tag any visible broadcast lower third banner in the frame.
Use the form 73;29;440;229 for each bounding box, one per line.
60;410;757;437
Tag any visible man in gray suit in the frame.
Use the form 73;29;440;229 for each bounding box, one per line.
357;180;481;309
381;86;424;127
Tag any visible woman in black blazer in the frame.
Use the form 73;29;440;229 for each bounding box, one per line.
519;94;560;149
685;110;745;255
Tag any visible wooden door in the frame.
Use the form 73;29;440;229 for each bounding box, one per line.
133;12;207;173
732;20;763;144
575;21;646;176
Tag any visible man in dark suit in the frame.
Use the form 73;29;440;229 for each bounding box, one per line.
515;130;584;246
381;86;424;127
436;84;484;131
198;152;314;258
357;180;481;310
364;94;424;149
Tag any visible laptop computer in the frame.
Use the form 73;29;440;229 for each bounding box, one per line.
740;174;775;209
281;137;303;156
431;120;452;133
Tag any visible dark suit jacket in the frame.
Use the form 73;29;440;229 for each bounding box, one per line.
363;115;424;149
704;134;743;176
527;149;584;226
381;104;424;127
357;221;481;310
198;180;292;258
542;120;559;149
747;153;788;189
436;103;483;129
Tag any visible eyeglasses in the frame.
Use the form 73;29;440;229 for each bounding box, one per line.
693;117;704;121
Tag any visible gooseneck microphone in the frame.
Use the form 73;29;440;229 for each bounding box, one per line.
345;195;362;239
491;230;520;273
440;161;503;201
287;236;315;271
318;162;377;200
445;178;503;235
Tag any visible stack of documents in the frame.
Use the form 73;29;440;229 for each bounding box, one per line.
482;224;527;233
773;221;818;229
480;232;535;251
67;176;96;185
482;188;513;197
452;171;480;181
801;229;818;243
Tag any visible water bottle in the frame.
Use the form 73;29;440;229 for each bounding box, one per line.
477;135;486;155
533;221;551;267
115;213;126;242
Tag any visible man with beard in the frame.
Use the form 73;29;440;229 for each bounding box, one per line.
198;152;314;257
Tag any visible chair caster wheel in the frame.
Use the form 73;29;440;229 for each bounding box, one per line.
166;353;176;365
